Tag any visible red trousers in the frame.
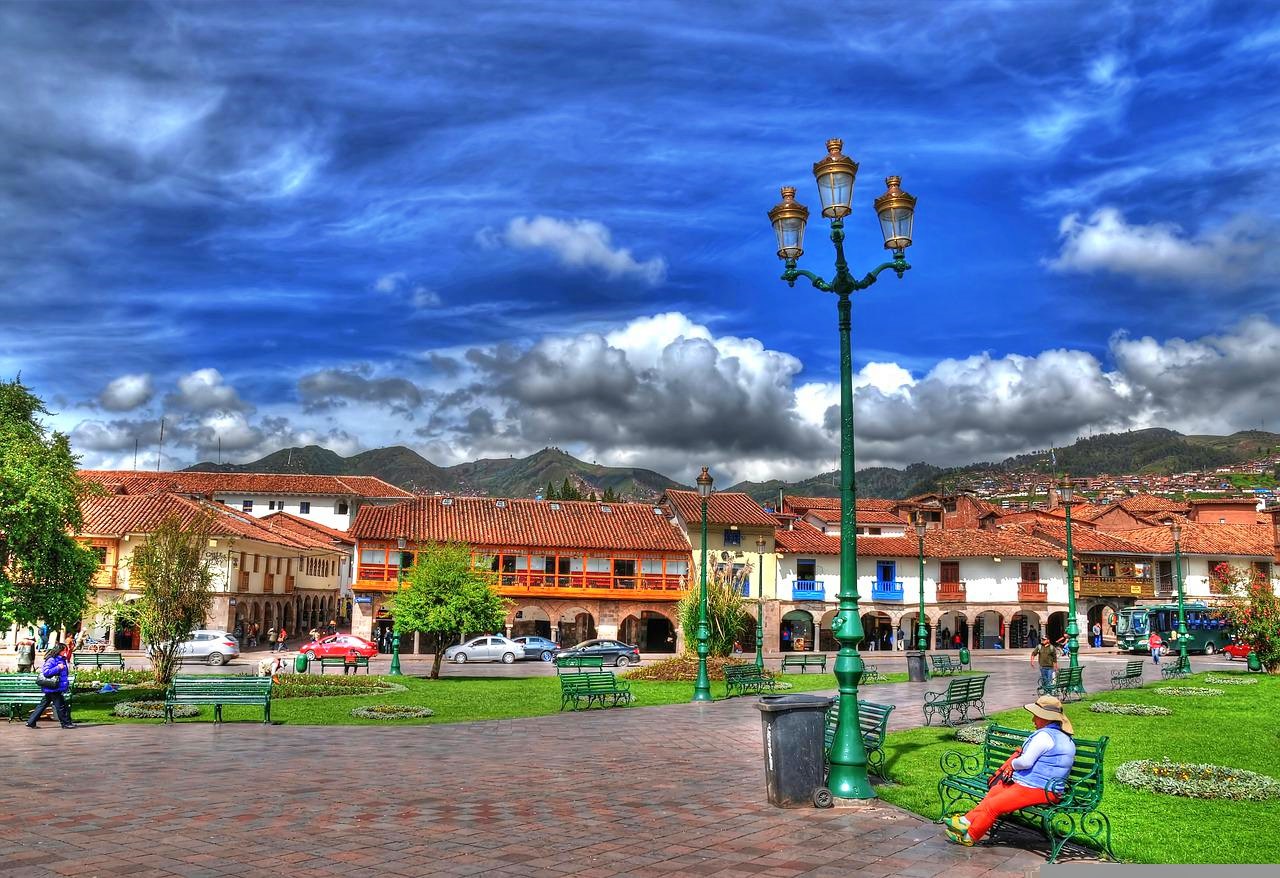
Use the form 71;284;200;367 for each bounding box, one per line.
964;782;1058;841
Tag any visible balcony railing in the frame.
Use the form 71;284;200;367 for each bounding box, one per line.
264;573;276;593
284;575;295;594
936;581;966;602
236;571;250;592
791;580;825;601
1078;575;1154;598
871;580;904;601
1018;580;1048;602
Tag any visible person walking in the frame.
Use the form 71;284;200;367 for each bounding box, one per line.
26;643;75;729
276;627;288;653
1148;631;1163;665
1091;622;1102;649
943;696;1077;846
1031;635;1058;691
37;622;49;650
16;635;36;673
266;627;276;651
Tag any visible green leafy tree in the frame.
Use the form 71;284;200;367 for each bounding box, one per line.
1213;562;1280;673
544;481;558;500
0;378;98;632
587;491;598;502
602;486;617;503
560;477;580;501
678;558;751;657
118;513;217;685
390;541;509;679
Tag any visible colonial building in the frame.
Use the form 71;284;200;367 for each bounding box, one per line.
77;492;346;648
348;496;693;652
78;470;411;531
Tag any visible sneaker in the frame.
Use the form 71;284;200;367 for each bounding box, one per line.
944;827;975;847
61;724;78;729
943;815;970;833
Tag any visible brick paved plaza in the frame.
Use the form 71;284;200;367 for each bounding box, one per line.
0;657;1169;878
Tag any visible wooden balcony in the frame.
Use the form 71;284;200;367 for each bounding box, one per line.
1077;575;1154;598
284;576;295;594
936;582;966;602
236;571;250;592
264;573;275;593
1019;580;1048;602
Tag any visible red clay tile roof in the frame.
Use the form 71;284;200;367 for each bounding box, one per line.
78;470;411;499
663;490;779;528
784;495;898;514
351;496;691;553
1113;522;1274;556
259;511;355;546
1117;494;1188;514
79;493;340;552
774;521;841;555
1069;504;1107;521
1017;523;1151;554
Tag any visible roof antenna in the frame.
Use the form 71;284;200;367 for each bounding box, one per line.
156;418;165;472
133;437;139;470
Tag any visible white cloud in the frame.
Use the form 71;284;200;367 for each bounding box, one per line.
98;373;153;411
167;368;250;413
373;272;404;293
1046;207;1274;285
481;216;666;285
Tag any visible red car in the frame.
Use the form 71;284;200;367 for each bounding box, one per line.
1223;640;1253;660
301;634;378;660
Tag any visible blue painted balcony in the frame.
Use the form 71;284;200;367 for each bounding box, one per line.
736;582;751;597
792;580;825;601
871;579;904;601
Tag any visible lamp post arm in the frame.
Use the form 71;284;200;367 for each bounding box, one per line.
781;263;833;291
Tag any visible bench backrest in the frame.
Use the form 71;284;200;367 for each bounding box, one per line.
980;723;1107;806
170;677;272;696
724;664;765;680
1056;667;1083;686
72;652;124;664
1125;660;1144;675
824;697;896;751
556;655;604;669
560;671;619;691
946;674;987;698
0;674;41;693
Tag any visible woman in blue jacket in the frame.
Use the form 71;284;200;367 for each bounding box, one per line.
26;643;76;729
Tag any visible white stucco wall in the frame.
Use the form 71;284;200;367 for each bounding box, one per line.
777;553;1067;605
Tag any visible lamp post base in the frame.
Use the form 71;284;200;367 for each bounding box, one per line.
906;651;928;682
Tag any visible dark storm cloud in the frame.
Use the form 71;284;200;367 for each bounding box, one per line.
297;367;428;415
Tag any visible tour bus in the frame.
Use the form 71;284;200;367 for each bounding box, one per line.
1115;602;1230;654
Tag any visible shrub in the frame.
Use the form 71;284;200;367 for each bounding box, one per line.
271;675;403;699
955;722;987;744
1203;674;1260;686
113;700;198;719
1089;702;1173;716
1153;686;1223;697
625;655;765;682
1116;758;1280;801
71;669;156;690
350;704;434;719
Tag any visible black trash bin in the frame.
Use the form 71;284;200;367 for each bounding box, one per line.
754;693;833;808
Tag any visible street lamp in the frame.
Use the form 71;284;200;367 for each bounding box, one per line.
755;534;766;672
769;138;916;801
908;512;929;682
1168;519;1189;668
390;536;406;676
1058;477;1082;693
693;467;714;702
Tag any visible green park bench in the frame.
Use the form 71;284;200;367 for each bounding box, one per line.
0;674;76;721
939;723;1114;863
1110;660;1144;690
781;653;828;673
316;655;370;674
1039;666;1086;702
72;652;126;670
863;663;885;683
723;663;776;698
1161;654;1192;680
824;696;896;777
923;674;989;726
554;654;605;672
931;655;964;675
558;671;632;711
165;676;273;723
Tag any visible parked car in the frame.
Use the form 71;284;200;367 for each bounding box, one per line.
147;630;240;666
444;635;523;664
511;635;560;662
553;639;641;668
1224;639;1253;660
300;634;378;661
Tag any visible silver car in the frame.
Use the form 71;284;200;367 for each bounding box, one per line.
148;629;241;666
444;635;522;664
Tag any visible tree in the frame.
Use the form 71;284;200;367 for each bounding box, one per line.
602;486;618;503
560;477;579;501
0;378;99;633
119;513;216;685
1212;562;1280;673
545;481;558;500
678;557;751;657
587;491;597;502
389;542;509;679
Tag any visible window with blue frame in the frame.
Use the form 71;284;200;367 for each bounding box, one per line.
723;529;742;546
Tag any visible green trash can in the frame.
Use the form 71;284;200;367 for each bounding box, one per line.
1247;651;1262;673
294;652;309;674
959;647;971;667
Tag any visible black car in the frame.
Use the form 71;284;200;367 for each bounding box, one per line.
554;638;642;667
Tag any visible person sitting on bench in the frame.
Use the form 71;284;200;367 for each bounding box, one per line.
343;647;361;675
943;695;1077;846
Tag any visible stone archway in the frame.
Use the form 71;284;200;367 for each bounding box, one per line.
619;610;677;653
898;611;929;650
512;605;552;639
937;611;969;650
1087;601;1120;647
557;607;596;647
780;609;814;652
860;611;894;651
974;610;1004;649
1046;611;1068;643
818;609;839;652
1009;610;1042;649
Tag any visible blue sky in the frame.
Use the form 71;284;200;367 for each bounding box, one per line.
3;1;1279;482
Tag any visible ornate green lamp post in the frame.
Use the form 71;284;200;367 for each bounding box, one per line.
388;536;406;676
754;534;766;672
768;138;916;800
1058;477;1082;692
692;467;714;702
907;512;929;682
1169;519;1189;668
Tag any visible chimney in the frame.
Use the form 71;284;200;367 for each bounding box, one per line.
1047;485;1059;511
1270;505;1280;564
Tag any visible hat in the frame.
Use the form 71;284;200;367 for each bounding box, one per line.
1024;695;1073;735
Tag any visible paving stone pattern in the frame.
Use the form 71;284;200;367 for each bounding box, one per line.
0;659;1117;878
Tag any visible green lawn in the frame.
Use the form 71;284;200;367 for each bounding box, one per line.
874;672;1280;864
63;670;860;727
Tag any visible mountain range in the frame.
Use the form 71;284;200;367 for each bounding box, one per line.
185;428;1280;503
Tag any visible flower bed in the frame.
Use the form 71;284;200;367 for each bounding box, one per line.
1203;674;1260;686
350;704;434;720
1116;758;1280;801
624;655;763;682
955;722;988;744
113;700;198;719
72;670;156;690
1153;686;1223;697
272;676;403;699
1089;702;1173;716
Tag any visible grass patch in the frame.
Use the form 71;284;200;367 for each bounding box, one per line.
875;672;1280;863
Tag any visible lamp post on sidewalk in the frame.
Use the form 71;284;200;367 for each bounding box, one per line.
1169;519;1189;669
907;512;929;682
768;138;917;800
692;467;714;702
1058;477;1082;694
390;536;406;676
754;534;766;672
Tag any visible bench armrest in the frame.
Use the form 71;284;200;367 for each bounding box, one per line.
923;690;944;705
939;748;982;779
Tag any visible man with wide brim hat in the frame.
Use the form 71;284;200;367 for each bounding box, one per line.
943;695;1077;846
